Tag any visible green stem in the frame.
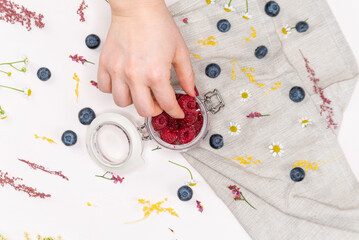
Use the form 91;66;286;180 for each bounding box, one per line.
240;193;256;209
152;146;161;151
0;60;26;66
0;106;4;115
0;85;23;92
260;114;270;117
304;18;309;22
9;64;22;72
0;70;9;75
85;60;95;65
246;0;248;13
95;171;114;180
168;161;193;180
228;0;233;7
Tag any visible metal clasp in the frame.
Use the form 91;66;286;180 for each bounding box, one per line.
203;89;225;114
137;124;151;141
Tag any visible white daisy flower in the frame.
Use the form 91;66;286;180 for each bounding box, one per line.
206;0;216;4
228;122;241;136
186;179;198;186
23;88;32;97
1;112;7;120
224;3;236;12
240;89;251;102
299;117;312;128
282;24;293;38
269;142;284;157
241;12;252;20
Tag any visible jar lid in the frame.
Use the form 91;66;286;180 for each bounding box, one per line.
86;113;144;173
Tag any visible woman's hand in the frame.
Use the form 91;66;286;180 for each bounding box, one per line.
98;0;196;118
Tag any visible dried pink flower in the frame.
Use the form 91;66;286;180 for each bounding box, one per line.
69;54;94;65
246;112;270;118
300;50;338;129
111;174;125;184
0;0;45;31
77;0;88;22
183;17;188;24
227;185;256;209
18;158;69;181
90;80;98;88
0;169;51;198
196;200;203;213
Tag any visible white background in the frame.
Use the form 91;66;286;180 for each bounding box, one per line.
0;0;357;239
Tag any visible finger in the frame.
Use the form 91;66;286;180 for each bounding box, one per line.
97;67;112;93
112;80;132;107
129;84;162;117
151;82;184;119
173;46;196;97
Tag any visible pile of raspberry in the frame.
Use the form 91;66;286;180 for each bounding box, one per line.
151;94;203;145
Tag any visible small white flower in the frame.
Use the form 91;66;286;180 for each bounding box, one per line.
23;88;32;97
224;3;236;12
299;117;312;128
186;179;198;186
206;0;216;4
240;12;252;20
269;142;284;157
1;112;7;119
240;89;251;102
281;24;292;38
228;122;241;136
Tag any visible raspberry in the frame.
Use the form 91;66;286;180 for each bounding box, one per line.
160;128;178;144
184;111;199;124
178;125;196;144
151;112;168;131
178;95;197;113
194;114;204;134
167;119;180;131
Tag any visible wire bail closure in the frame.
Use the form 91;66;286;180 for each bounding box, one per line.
203;89;225;114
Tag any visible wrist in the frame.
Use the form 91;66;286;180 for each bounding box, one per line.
109;0;166;17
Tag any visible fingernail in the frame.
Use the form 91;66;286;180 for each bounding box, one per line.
194;86;199;96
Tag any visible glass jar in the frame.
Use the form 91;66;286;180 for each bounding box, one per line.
86;88;224;173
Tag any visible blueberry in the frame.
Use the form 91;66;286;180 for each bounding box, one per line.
205;63;221;78
296;21;309;33
78;107;96;125
265;1;280;17
177;185;193;201
37;67;51;81
85;34;100;49
209;134;223;149
290;167;305;182
255;46;268;59
289;86;305;103
62;130;77;146
217;19;231;33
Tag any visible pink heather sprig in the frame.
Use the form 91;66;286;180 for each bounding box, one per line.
0;0;45;31
246;112;270;118
300;50;338;129
0;169;51;198
18;158;69;181
90;80;98;88
196;200;203;213
95;171;125;184
69;54;94;65
76;0;88;22
183;18;188;24
227;185;256;209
